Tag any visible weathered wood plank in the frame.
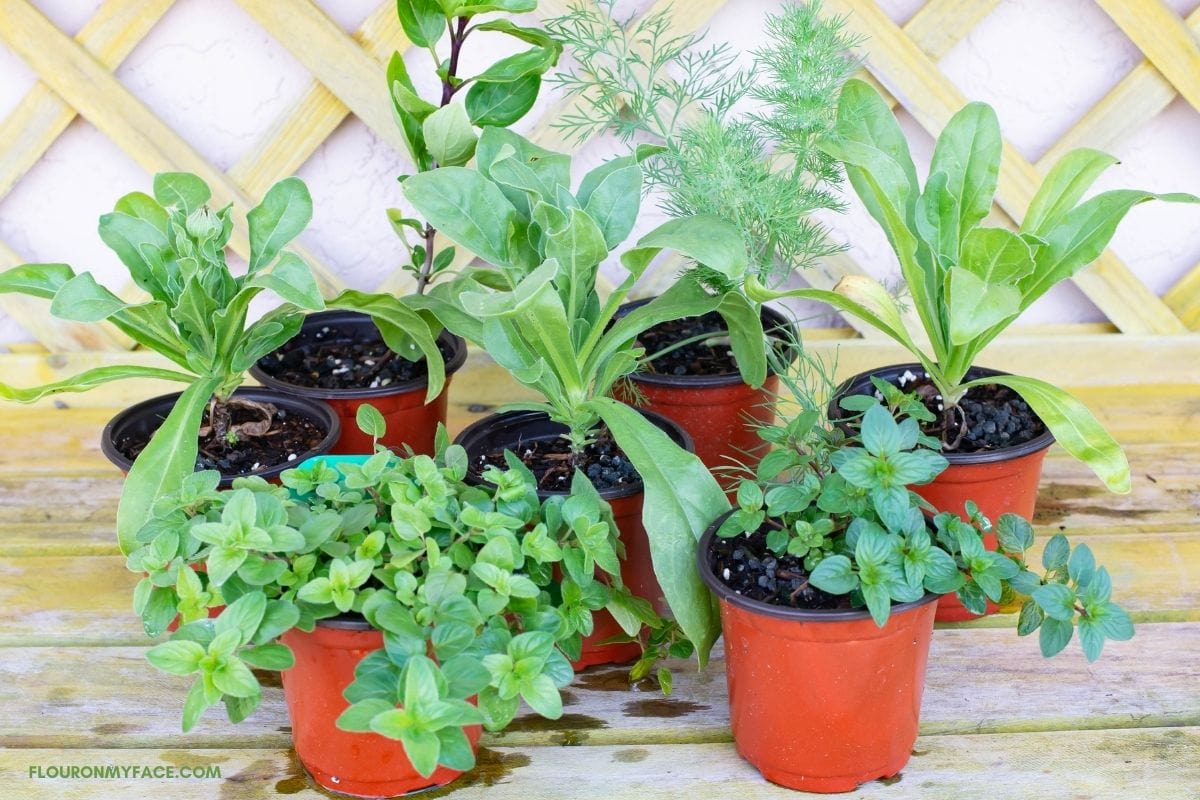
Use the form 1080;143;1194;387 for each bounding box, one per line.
5;729;1197;799
823;0;1188;336
0;623;1193;750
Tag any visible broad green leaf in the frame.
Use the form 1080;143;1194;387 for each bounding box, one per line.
474;46;558;84
153;173;211;213
356;404;387;440
327;290;445;401
945;268;1022;346
809;554;858;594
215;591;267;644
716;291;769;388
0;364;194;404
116;376;222;554
395;0;445;48
212;657;260;698
238;643;295;670
465;74;540;127
928;102;1001;243
971;375;1129;493
247;177;313;272
959;227;1036;284
249;252;324;310
181;678;210;732
1042;534;1070;571
0;263;76;299
1022;148;1119;237
580;161;642;249
589;398;728;664
114;192;169;233
423;102;478;167
403;167;518;267
915;171;960;266
1039;616;1074;657
387;52;433;170
453;0;538;13
146;640;205;675
520;674;562;719
97;211;172;300
336;698;396;732
633;215;747;281
436;726;476;772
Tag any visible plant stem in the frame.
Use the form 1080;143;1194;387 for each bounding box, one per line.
415;16;468;295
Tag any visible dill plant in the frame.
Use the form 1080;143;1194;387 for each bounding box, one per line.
546;0;860;285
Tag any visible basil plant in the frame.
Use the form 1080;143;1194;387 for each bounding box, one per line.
400;128;768;662
749;78;1200;494
0;173;332;554
721;371;1133;662
388;0;560;293
136;416;610;778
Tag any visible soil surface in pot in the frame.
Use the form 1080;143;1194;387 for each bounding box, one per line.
470;427;640;493
256;329;452;391
708;525;848;610
116;398;325;475
636;311;740;377
888;372;1047;454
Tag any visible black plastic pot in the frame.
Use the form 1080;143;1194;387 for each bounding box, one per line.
454;409;691;668
829;362;1055;622
614;299;795;471
100;387;340;488
249;309;467;456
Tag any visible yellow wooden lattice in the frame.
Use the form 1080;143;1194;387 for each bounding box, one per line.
0;0;1198;353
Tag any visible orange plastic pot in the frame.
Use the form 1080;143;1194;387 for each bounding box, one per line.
251;311;467;456
617;300;793;472
698;514;938;793
281;620;481;798
454;409;693;669
830;363;1054;622
100;388;341;488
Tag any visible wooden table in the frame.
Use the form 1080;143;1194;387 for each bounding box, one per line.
2;355;1198;798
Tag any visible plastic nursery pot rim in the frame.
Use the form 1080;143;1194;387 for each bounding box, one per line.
248;309;468;400
615;298;798;389
453;407;693;502
99;387;341;484
697;510;940;622
829;362;1056;465
310;614;373;632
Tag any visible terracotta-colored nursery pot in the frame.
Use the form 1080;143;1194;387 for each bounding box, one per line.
830;363;1055;622
454;409;693;669
100;387;341;488
250;310;467;456
281;619;481;798
698;513;939;793
617;300;794;472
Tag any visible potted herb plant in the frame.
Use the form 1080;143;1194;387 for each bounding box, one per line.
0;172;342;555
747;79;1199;616
134;411;590;797
400;129;752;666
251;0;560;456
546;0;858;471
699;351;1132;792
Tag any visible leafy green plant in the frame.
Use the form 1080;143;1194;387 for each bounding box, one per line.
0;172;329;554
719;354;1132;661
399;128;761;661
135;415;615;777
547;0;859;285
387;0;561;293
749;79;1200;493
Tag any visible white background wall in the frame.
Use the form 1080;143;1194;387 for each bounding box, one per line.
1;0;1198;345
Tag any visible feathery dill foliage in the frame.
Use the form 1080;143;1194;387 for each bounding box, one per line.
546;1;861;286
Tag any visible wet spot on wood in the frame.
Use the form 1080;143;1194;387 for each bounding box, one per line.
1033;483;1152;526
911;748;929;757
252;668;282;688
559;689;579;707
878;773;903;786
622;698;708;718
613;747;649;763
277;726;292;733
503;712;608;733
420;748;532;797
160;750;230;768
91;722;137;735
219;758;279;800
574;668;656;693
467;404;493;413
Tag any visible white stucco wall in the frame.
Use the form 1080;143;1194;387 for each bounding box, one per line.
0;0;1198;346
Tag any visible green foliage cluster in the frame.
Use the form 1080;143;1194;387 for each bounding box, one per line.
751;79;1200;493
135;416;627;776
388;0;561;292
0;173;327;554
718;359;1133;660
546;0;860;284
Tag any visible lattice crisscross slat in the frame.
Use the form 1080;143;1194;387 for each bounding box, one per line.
0;0;1197;355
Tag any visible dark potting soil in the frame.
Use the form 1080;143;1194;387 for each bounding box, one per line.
889;372;1047;454
256;328;450;391
115;401;326;476
470;429;640;493
636;311;739;377
708;525;849;610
